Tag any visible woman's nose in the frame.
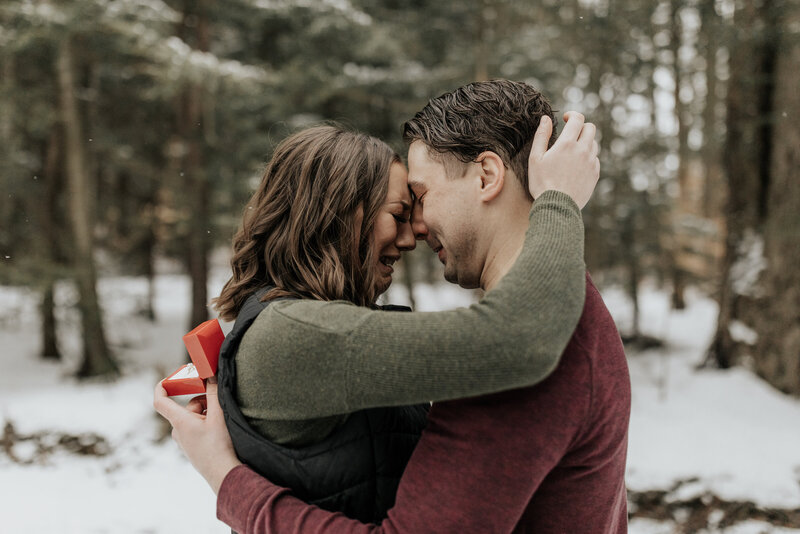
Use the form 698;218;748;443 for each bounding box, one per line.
396;219;416;251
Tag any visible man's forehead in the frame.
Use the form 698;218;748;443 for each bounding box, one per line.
407;142;441;188
407;140;471;183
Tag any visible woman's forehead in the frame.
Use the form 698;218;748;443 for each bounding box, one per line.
386;163;411;203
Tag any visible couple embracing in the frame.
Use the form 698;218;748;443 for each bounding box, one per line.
155;79;630;534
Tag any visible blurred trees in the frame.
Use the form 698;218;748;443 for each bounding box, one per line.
0;0;797;393
706;0;799;395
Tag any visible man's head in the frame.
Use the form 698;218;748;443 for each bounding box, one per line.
403;79;557;289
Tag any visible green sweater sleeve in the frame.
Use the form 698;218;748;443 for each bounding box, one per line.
236;190;586;420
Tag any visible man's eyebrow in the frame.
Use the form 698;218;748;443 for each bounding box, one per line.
408;179;426;191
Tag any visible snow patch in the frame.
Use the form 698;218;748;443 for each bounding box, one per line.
729;319;758;345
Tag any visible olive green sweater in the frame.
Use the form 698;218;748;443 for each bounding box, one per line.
236;190;586;446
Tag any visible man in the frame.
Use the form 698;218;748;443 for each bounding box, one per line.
156;80;629;533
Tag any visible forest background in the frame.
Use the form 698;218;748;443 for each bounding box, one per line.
0;0;799;532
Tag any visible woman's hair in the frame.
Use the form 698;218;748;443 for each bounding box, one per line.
213;125;400;321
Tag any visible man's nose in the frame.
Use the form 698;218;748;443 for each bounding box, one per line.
411;203;428;240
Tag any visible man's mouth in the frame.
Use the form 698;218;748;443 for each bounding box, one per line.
432;246;445;262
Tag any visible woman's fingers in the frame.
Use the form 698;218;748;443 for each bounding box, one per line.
204;379;223;419
527;111;600;208
558;111;585;143
529;115;553;165
578;122;596;148
153;381;183;425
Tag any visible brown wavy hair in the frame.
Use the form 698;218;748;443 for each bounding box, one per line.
213;125;399;321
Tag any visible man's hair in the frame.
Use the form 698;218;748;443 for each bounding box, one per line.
402;79;557;197
213;125;399;320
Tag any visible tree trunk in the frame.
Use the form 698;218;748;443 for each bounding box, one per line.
190;3;211;331
1;54;12;143
175;1;212;332
40;130;62;360
669;0;688;310
705;0;772;369
142;202;157;322
751;0;800;395
474;0;490;82
185;112;210;330
700;0;723;218
56;37;117;378
40;285;60;359
1;54;15;239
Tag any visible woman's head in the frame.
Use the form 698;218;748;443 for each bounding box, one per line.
214;125;414;321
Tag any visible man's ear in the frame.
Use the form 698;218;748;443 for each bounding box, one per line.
475;151;506;203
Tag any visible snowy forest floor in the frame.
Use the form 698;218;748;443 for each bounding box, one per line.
1;268;799;533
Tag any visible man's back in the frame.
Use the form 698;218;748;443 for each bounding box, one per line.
386;273;630;533
515;274;629;532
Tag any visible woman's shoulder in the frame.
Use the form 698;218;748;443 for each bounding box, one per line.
268;298;361;325
238;297;411;363
239;298;364;351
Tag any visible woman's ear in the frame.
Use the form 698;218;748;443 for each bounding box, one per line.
475;151;506;203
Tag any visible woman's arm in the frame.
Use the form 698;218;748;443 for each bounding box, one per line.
237;114;598;419
239;192;584;421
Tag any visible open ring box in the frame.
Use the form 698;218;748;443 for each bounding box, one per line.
162;319;225;400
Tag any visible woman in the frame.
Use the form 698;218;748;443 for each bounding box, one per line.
211;125;427;523
155;118;596;527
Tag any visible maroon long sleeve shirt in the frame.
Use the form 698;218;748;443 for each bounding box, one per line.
217;275;631;533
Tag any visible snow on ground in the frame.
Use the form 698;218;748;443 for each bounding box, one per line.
1;269;799;533
601;285;800;511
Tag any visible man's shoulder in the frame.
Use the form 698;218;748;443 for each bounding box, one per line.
569;272;626;360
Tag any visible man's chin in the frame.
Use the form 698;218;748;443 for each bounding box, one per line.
444;267;481;290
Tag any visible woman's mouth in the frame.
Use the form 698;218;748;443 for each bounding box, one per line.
379;256;398;274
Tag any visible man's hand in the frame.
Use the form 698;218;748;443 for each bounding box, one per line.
527;111;600;209
153;377;242;495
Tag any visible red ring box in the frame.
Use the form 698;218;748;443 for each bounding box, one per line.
162;319;225;397
163;363;205;396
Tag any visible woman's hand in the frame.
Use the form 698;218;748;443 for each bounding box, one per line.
527;111;600;209
153;377;242;495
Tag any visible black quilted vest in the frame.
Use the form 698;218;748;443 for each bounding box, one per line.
217;289;428;523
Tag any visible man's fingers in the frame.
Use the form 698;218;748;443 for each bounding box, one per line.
591;139;599;160
529;115;552;162
558;111;585;143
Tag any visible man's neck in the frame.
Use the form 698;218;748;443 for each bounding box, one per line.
480;203;532;292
